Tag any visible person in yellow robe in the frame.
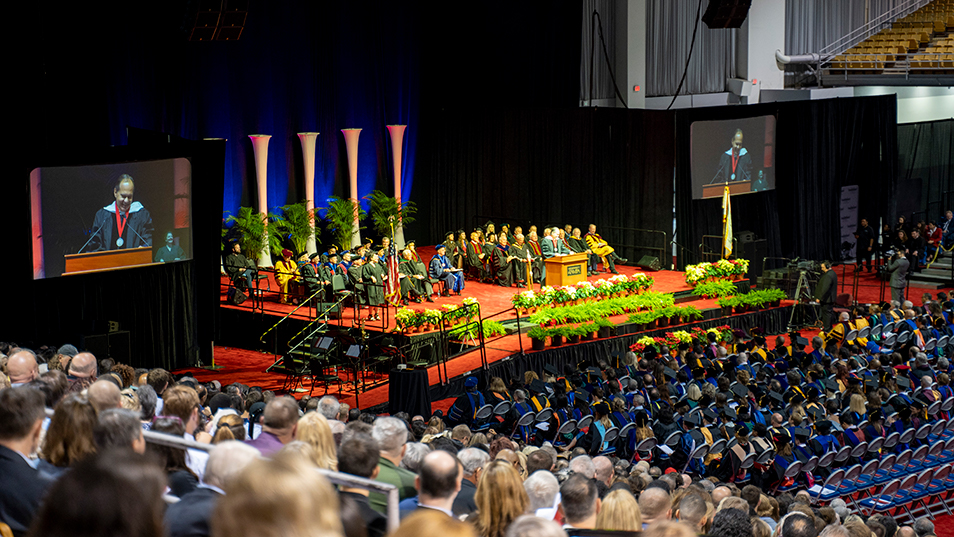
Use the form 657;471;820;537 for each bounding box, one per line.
275;249;299;304
584;224;627;274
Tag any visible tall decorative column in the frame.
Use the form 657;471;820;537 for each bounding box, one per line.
386;124;407;249
249;134;273;267
297;132;320;255
341;128;363;248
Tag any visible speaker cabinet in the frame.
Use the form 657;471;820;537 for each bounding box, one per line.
635;255;661;272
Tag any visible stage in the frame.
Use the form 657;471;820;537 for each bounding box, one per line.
171;248;803;412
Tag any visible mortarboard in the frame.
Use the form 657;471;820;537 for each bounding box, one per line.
865;378;879;390
769;391;785;404
731;384;749;399
795;336;809;347
663;367;677;380
808;406;825;421
544;364;560;377
824;378;839;392
586;367;602;377
529;379;548;395
702;408;719;422
897;376;911;389
793;427;812;441
790;392;806;406
723;406;739;421
684;414;702;427
309;252;320;260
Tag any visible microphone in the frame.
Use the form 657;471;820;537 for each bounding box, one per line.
127;220;151;248
710;159;727;184
78;218;109;254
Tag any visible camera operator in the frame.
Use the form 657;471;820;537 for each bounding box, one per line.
888;250;910;303
812;260;837;331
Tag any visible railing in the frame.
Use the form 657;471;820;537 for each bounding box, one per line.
260;288;328;345
700;235;737;264
819;0;935;57
42;407;402;533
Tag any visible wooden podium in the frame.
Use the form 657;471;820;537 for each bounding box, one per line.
703;180;751;199
545;253;588;287
63;247;157;276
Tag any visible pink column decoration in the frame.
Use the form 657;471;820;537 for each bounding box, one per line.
386;124;407;249
297;132;320;255
249;134;273;267
341;128;363;248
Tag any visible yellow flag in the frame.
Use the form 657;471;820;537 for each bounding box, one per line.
722;185;733;258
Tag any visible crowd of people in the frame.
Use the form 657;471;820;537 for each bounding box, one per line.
2;285;953;537
223;222;627;311
853;214;954;276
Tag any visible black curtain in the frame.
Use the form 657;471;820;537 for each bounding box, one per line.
416;107;676;261
675;95;898;269
897;119;954;223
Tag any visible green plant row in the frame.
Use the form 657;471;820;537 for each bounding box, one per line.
527;292;676;326
528;322;602;340
690;280;737;299
626;305;703;325
716;288;787;309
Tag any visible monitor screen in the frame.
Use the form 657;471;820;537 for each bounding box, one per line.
30;158;192;279
690;115;776;200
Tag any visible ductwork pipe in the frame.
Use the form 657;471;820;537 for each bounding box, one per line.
775;49;822;69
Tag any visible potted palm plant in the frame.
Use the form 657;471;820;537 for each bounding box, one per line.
320;196;367;250
364;190;417;243
270;201;318;256
224;207;282;263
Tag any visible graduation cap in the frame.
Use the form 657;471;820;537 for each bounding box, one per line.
675;394;690;407
702;408;719;423
793;427;812;441
769;391;785;405
824;378;839;392
586;367;602;377
684;413;702;427
592;401;611;416
865;378;879;390
897;376;911;389
731;384;749;399
794;336;809;348
643;347;659;359
544;364;561;377
789;392;806;406
309;252;320;260
806;386;821;400
808;406;826;421
529;379;548;395
816;420;833;433
663;367;677;380
869;410;884;422
773;432;791;445
723;406;739;421
847;376;861;386
735;421;751;434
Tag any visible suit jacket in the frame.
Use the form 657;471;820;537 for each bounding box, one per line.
888;257;910;289
164;486;221;537
541;236;569;258
0;445;53;537
340;491;387;537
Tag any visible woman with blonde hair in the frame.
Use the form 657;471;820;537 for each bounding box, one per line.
212;451;343;537
296;411;338;470
395;510;477;537
212;414;247;444
596;489;642;531
848;393;867;423
472;459;529;537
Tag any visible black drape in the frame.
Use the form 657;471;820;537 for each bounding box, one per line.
416;107;676;261
675;95;898;268
897;119;954;222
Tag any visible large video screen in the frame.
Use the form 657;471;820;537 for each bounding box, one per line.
30;158;192;279
690;115;776;200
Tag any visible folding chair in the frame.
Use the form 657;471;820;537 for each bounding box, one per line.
858;477;903;517
801;456;819;475
874;453;898;485
683;444;710;472
709;438;727;456
510;412;535;441
554;419;578;448
577;415;594;431
535;408;554;425
633;437;657;462
471;404;494;432
808;467;847;504
774;460;804;494
884;431;901;451
600;427;620;455
895;468;935;522
925;464;953;518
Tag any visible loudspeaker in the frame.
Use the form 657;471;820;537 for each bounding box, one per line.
702;0;752;29
228;287;247;305
635;255;661;272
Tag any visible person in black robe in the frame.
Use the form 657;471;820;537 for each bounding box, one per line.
489;235;516;288
481;234;497;281
465;231;485;279
347;257;367;309
298;253;324;300
154;231;186;263
567;227;597;276
509;234;532;288
398;248;434;303
362;252;385;319
907;229;926;273
429;244;463;296
525;232;545;285
87;174;153;252
711;129;752;184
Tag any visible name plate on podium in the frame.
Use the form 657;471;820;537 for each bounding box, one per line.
544;252;588;287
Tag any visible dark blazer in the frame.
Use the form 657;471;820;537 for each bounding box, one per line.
339;491;387;537
164;486;221;537
0;445;53;537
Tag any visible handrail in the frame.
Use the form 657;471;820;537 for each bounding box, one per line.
43;407;401;532
260;287;328;345
600;225;669;266
818;0;934;56
285;293;351;353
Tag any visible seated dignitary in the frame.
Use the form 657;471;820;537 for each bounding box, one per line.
584;224;626;274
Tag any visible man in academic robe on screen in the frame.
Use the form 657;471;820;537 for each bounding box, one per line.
712;129;752;184
88;174;153;252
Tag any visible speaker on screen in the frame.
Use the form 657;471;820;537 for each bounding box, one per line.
702;0;751;29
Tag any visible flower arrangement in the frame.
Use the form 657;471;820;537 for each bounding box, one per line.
691;280;737;299
684;259;749;286
509;274;655;309
511;290;537;310
395;308;418;329
395;299;485;332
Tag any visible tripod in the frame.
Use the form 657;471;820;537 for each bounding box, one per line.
787;270;821;332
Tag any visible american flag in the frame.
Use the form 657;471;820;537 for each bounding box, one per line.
384;241;400;306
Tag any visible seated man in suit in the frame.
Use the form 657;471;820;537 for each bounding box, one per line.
164;441;260;537
0;387;54;537
584;224;626;274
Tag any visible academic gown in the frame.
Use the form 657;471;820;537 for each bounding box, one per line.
489;245;515;287
509;242;531;283
363;262;386;306
348;264;367;305
429;254;464;293
526;241;545;282
89;201;154;252
400;260;432;298
715;147;752;183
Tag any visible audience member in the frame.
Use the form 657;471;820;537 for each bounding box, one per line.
559;473;601;530
505;515;567;537
639;486;673;528
0;387;52;537
94;408;146;453
455;447;490;516
524;470;560;520
296;411;338;470
595;489;642;531
371;416;417;512
38;392;97;477
472;459;528;537
245;396;298;457
412;449;463;517
337;435;387;537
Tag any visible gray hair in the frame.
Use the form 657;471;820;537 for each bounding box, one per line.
938;357;950;370
136;384;158;421
93;409;142;451
372;417;409;454
818;526;852;537
524;470;560;511
902;301;914;310
458;447;490;475
400;442;431;473
506;515;567;537
913;518;935;537
204;441;260;489
829;499;849;523
513;389;527;402
568;455;595;479
317;396;340;421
